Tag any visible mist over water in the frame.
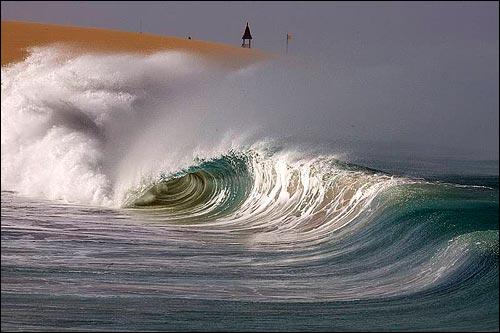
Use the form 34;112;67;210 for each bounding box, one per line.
2;46;496;205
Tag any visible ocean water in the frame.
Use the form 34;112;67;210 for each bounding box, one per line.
1;47;498;331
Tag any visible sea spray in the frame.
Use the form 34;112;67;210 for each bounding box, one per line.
1;47;245;205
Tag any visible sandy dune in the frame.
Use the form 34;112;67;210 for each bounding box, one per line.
1;21;268;67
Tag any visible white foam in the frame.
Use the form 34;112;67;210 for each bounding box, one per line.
1;47;242;206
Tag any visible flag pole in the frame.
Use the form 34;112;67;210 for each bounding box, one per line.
286;33;289;55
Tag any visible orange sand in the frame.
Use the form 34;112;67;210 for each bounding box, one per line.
1;21;268;67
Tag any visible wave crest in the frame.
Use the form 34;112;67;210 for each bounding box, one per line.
124;149;406;237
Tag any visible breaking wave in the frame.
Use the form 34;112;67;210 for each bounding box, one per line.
1;47;498;308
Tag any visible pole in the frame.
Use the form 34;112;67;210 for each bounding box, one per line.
286;33;289;55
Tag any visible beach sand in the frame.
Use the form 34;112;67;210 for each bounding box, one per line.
1;21;268;67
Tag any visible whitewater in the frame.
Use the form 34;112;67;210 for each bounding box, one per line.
1;47;498;331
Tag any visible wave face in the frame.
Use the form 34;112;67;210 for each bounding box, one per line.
1;48;498;331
